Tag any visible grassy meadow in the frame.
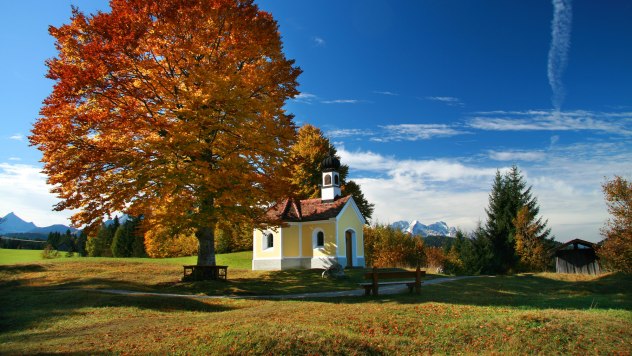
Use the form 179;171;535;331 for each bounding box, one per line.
0;248;631;354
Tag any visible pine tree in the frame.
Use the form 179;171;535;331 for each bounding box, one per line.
86;218;119;257
112;219;136;257
484;171;512;273
484;165;551;273
75;231;88;256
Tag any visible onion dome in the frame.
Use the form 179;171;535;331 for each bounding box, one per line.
321;152;341;172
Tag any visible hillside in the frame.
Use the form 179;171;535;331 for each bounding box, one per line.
0;212;78;239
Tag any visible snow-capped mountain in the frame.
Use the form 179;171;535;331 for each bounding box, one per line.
390;220;457;237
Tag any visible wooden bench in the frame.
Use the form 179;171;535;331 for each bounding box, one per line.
360;266;425;296
183;265;228;281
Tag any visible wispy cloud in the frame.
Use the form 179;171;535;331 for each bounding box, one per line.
488;150;546;162
469;109;632;135
374;124;467;142
9;134;23;141
326;123;467;142
327;128;375;138
292;92;318;104
321;99;361;104
425;96;464;107
8;157;21;161
548;0;573;111
373;90;398;96
339;147;497;183
312;36;326;47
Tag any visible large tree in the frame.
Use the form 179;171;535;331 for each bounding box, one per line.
287;124;374;221
484;166;551;273
598;176;632;273
30;0;300;265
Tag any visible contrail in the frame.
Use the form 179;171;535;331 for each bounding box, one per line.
548;0;572;112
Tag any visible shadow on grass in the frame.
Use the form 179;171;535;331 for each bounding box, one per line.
165;268;370;296
305;273;632;311
0;264;237;334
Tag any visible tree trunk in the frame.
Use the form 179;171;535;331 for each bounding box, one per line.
196;225;216;266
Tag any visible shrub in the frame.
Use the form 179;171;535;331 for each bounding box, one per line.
364;224;424;268
41;245;60;259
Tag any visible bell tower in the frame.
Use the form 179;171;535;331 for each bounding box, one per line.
321;152;341;202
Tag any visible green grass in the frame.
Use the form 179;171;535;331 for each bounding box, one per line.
0;248;46;264
0;248;252;269
0;257;630;354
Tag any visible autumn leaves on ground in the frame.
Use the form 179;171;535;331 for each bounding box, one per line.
1;253;631;355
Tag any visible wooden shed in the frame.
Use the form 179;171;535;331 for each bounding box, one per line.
553;238;601;274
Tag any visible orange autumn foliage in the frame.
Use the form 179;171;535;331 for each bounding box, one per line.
30;0;301;265
144;226;198;258
598;176;632;273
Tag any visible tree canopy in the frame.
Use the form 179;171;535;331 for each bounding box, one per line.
30;0;301;265
598;176;632;273
287;124;374;221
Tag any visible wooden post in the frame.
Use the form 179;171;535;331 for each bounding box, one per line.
414;266;421;294
372;266;379;296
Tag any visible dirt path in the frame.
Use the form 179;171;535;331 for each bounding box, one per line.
98;275;484;300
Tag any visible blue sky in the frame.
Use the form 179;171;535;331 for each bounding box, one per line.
1;1;631;242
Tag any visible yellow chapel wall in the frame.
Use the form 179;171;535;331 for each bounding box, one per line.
253;228;281;259
282;224;300;257
337;201;365;257
301;220;337;257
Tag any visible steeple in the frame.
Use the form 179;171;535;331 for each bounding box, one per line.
321;151;341;202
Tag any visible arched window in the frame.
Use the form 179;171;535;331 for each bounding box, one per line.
324;174;332;186
265;232;273;249
334;174;339;185
316;231;324;247
313;229;325;248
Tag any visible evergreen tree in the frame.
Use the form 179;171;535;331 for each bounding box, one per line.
86;217;119;257
112;220;134;257
131;232;147;258
47;232;62;249
470;224;495;274
75;231;88;256
449;230;478;275
484;166;550;273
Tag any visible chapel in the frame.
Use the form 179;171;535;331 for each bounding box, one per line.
252;154;366;270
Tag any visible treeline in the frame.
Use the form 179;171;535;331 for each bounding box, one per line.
365;166;556;275
46;230;88;255
85;217;146;257
84;216;253;258
0;236;47;250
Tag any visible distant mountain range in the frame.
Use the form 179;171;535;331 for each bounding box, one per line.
0;212;79;237
390;220;457;237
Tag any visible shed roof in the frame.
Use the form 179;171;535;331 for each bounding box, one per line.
553;238;596;252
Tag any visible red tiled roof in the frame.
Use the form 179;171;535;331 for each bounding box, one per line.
266;195;352;222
